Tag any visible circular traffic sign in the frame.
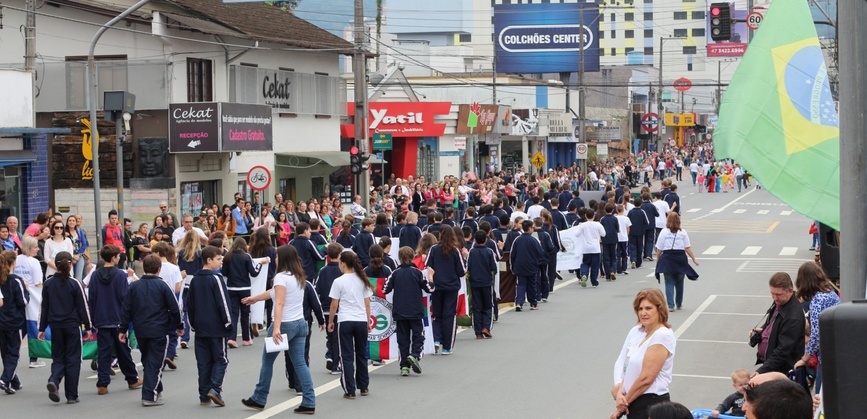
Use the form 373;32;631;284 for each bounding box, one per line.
576;143;588;154
747;12;763;30
641;113;659;133
668;138;676;147
673;78;692;92
246;165;272;191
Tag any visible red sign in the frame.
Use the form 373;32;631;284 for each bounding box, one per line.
708;43;748;57
246;165;272;191
673;78;692;92
641;113;659;133
342;102;452;138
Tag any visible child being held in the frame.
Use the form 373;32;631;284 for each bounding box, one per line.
711;369;749;417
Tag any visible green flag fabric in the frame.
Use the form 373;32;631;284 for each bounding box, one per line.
714;0;839;230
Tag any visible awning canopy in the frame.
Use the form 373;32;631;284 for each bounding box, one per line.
278;151;350;167
0;150;36;167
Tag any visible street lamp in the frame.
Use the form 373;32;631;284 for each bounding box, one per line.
657;36;687;150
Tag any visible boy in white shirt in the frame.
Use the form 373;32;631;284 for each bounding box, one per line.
615;205;632;276
576;208;606;288
652;192;671;245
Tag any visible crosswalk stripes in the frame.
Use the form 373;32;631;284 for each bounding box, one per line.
734;209;747;214
697;245;813;258
780;210;793;216
681;219;777;233
757;210;769;215
741;246;761;255
779;247;798;256
687;208;702;213
703;246;725;255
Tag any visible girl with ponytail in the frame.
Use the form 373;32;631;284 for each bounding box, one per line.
327;251;372;398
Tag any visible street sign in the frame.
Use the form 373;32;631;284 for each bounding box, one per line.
673;78;692;92
668;138;676;147
641;113;659;133
246;165;271;191
576;143;588;160
454;136;466;149
372;133;393;151
747;12;763;30
531;151;546;169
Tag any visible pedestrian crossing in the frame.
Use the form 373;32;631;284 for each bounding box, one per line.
685;208;795;216
698;245;814;258
681;219;778;233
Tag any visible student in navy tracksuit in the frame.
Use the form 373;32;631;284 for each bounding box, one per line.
119;254;183;406
309;219;328;246
0;251;27;394
425;227;466;355
335;220;356;249
534;218;557;301
423;212;445;236
627;197;650;268
503;216;524;253
509;221;545;311
222;238;265;348
599;204;620;281
466;232;497;339
460;207;479;235
352;219;376;267
399;213;423;253
186;246;232;407
88;245;142;394
640;193;660;261
384;247;433;376
391;213;407;238
38;251;92;404
315;244;343;375
291;223;326;283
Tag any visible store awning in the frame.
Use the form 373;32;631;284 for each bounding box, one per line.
278;151;350;167
0;150;36;167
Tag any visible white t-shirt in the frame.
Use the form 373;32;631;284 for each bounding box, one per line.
655;228;692;251
270;272;305;322
44;238;74;277
160;262;184;294
616;215;632;242
614;325;676;396
172;226;208;247
653;200;670;228
689;162;699;173
527;205;544;221
577;220;606;254
15;254;44;287
329;273;373;323
510;211;529;224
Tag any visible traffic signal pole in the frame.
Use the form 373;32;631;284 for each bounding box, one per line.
354;0;370;209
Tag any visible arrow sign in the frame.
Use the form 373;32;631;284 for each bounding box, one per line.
187;140;201;148
641;113;659;133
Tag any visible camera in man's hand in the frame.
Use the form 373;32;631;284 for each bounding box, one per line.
749;329;763;347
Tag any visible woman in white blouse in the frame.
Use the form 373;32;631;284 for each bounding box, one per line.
611;288;676;419
653;213;699;311
43;220;74;279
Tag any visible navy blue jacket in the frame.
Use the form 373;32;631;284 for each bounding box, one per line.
552;210;569;231
503;228;522;254
40;274;91;331
417;215;428;230
565;212;580;227
88;266;129;328
391;223;406;238
460;218;479;234
492;227;510;246
569;197;586;209
364;265;393;280
335;232;356;249
423;222;445;236
222;251;262;288
187;269;232;338
485;237;503;261
177;249;203;279
558;191;573;211
467;245;497;288
302;281;326;326
352;231;375;267
641;202;659;231
494;208;508;219
383;264;434;320
292;236;326;281
0;274;28;329
509;233;546;276
627;207;649;236
425;244;466;292
311;232;328;246
120;275;181;338
373;225;392;238
664;192;681;215
537;229;557;257
540;224;563;253
480;215;500;230
315;262;342;315
600;214;620;245
398;225;422;254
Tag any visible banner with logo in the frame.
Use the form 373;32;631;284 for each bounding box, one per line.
556;226;584;271
367;276;435;360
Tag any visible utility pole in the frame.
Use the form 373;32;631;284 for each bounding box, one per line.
839;0;866;302
24;0;35;71
578;6;586;174
716;61;722;114
354;0;370;209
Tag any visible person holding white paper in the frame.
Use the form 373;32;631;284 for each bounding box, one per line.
241;245;316;415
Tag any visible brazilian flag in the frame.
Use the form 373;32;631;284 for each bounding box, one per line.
714;0;839;230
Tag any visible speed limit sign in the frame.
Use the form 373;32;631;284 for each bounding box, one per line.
747;12;763;30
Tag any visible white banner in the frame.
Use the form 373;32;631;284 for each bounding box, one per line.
249;262;269;324
556;226;584;270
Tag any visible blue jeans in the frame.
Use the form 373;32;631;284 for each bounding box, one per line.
580;253;601;286
250;319;314;408
664;273;685;309
691;171;697;185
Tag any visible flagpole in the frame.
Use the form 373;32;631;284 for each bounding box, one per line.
839;0;867;302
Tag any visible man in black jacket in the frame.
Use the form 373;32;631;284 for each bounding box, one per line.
187;246;232;407
509;221;545;311
119;255;182;406
0;267;28;394
626;197;649;268
752;272;805;376
640;193;660;261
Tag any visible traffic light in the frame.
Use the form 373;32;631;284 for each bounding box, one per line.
710;2;733;42
350;145;362;175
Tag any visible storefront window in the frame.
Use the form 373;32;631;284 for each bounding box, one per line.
279;178;296;202
182;180;219;216
0;166;21;222
417;138;437;181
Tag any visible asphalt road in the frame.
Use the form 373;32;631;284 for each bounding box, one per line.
3;180;814;418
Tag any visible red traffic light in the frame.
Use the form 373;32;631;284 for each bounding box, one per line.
711;6;721;16
350;146;359;155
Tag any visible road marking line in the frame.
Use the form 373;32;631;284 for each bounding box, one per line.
779;247;798;256
781;210;793;216
734;209;747;214
678;339;749;344
250;277;584;418
700;312;765;316
695;188;757;220
710;208;724;213
736;261;749;273
647;272;656;277
672;373;733;380
696;257;810;262
766;221;780;233
702;246;725;255
675;295;716;339
687;208;701;213
757;210;769;215
741;246;761;256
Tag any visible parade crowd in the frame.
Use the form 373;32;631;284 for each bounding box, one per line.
0;141;822;418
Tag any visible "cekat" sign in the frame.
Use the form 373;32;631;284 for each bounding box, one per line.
343;102;451;138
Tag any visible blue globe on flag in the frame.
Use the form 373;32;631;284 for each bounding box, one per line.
783;45;838;128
